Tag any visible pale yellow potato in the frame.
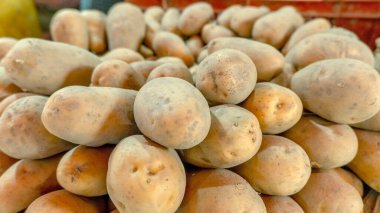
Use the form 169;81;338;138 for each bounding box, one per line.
291;58;380;124
178;2;214;36
186;35;204;59
283;115;358;169
161;8;182;35
217;5;242;29
50;8;89;49
261;195;304;213
139;45;154;58
197;48;208;63
234;135;311;196
201;22;234;44
321;27;359;39
147;62;193;83
1;38;100;95
81;10;107;54
0;96;74;159
107;135;186;213
243;82;303;134
0;37;17;60
178;169;266;213
144;6;164;23
181;104;262;168
42;86;139;147
352;110;380;132
130;60;163;80
323;168;364;197
230;6;269;37
0;92;34;115
101;48;144;63
0;66;22;101
107;2;146;51
0;150;17;176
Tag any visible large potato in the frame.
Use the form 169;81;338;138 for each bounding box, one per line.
0;96;74;159
0;66;22;101
216;5;242;29
107;135;186;213
352;110;380;132
283;115;358;169
161;8;181;35
208;37;284;82
42;86;139;146
130;60;163;80
234;135;311;196
177;169;266;213
181;104;262;168
134;77;210;149
201;22;234;44
147;62;193;83
261;195;304;213
1;38;100;95
243;82;303;134
230;6;269;37
291;58;380;124
195;49;257;105
107;2;145;51
0;37;17;60
101;48;144;63
0;92;33;115
186;35;203;59
178;2;214;36
81;10;107;54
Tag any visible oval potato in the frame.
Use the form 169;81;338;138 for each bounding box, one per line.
178;2;214;36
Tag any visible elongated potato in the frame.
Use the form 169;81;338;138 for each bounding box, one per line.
186;35;204;59
0;96;74;159
107;2;145;51
0;66;22;101
217;5;242;29
42;86;139;146
324;168;364;197
181;104;262;168
201;22;234;44
261;195;304;213
178;2;214;36
0;37;17;60
230;6;269;37
107;135;186;213
291;58;380;124
134;77;211;149
0;150;17;176
2;38;100;95
130;60;163;80
0;92;33;115
102;48;144;63
81;10;107;54
177;169;266;213
234;135;311;196
208;37;284;81
147;62;193;83
161;8;181;35
321;27;359;39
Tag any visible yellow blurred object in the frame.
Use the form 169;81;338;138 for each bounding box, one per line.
0;0;42;38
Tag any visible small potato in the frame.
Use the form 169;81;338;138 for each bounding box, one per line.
0;155;62;212
2;38;100;95
293;170;363;213
107;2;146;51
50;8;89;49
0;92;34;115
234;135;311;196
291;58;380;124
91;59;145;90
0;150;17;176
0;96;74;159
134;77;210;149
283;115;358;169
230;6;269;37
139;45;154;58
0;66;22;101
42;86;139;147
153;31;194;67
208;37;284;82
81;10;107;54
201;22;234;44
186;35;204;59
217;5;242;29
144;6;164;23
26;190;107;213
197;48;208;63
321;27;359;39
261;195;304;213
0;37;17;60
352;110;380;132
57;145;114;197
195;49;257;105
161;8;182;35
243;82;303;134
147;62;193;83
323;168;364;197
181;104;262;168
178;169;266;213
107;135;186;213
101;48;144;63
130;60;163;80
178;2;214;36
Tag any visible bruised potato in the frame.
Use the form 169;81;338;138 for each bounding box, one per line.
178;2;214;36
147;62;193;83
81;10;107;54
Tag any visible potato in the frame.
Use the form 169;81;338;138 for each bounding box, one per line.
293;170;363;213
197;48;208;63
348;129;380;193
243;82;302;134
144;15;161;49
283;115;358;169
57;145;114;197
147;62;193;83
261;195;304;213
270;63;296;88
91;59;145;90
181;104;262;168
321;27;359;39
153;32;194;67
208;37;284;82
0;37;17;60
161;8;181;35
134;77;210;149
0;150;17;176
101;48;144;63
139;45;154;58
234;135;311;196
186;35;203;59
81;10;107;54
0;66;22;101
195;49;257;105
352;110;380;132
1;38;100;95
107;135;186;213
324;168;364;197
144;6;164;23
252;7;304;49
130;60;163;80
26;190;107;213
178;2;214;36
201;22;234;44
285;33;374;69
0;96;74;159
282;18;331;54
50;9;89;49
230;6;269;37
217;5;242;29
0;92;33;115
42;86;139;146
107;2;146;51
291;58;380;124
177;169;266;213
0;154;62;212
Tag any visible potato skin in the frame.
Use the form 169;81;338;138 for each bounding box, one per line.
201;22;234;44
352;110;380;132
323;168;364;197
186;35;203;59
101;48;144;64
161;8;181;35
321;27;359;40
134;77;211;149
0;150;17;176
0;37;17;60
291;58;380;124
261;195;304;213
216;5;242;29
230;6;269;37
0;92;34;115
0;66;22;101
234;135;311;196
144;6;164;23
107;135;186;213
147;62;193;83
42;86;139;147
81;10;107;54
178;2;214;36
130;60;163;80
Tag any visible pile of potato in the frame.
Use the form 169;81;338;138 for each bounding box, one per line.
0;1;380;212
